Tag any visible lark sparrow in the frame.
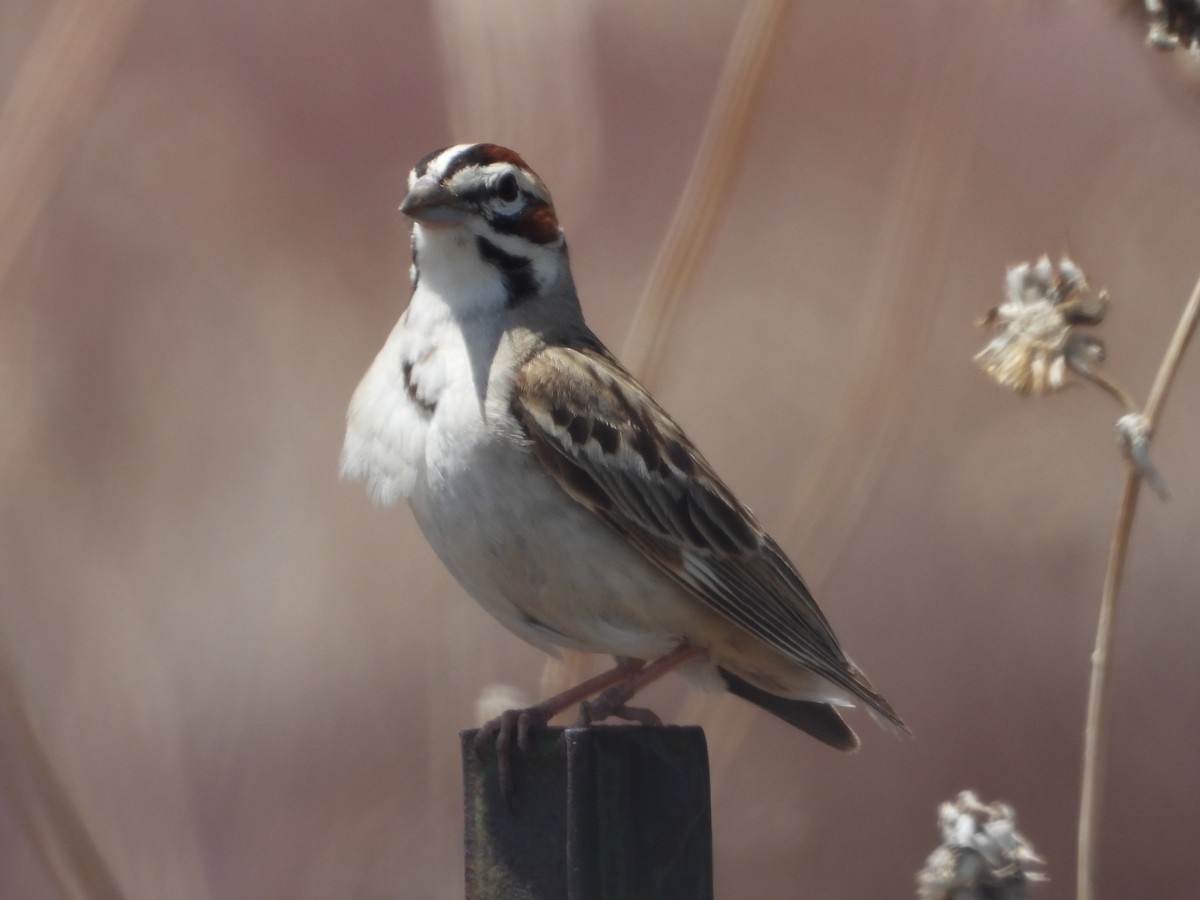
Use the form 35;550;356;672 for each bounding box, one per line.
341;143;908;773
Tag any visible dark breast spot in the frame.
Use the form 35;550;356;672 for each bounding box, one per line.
402;361;436;415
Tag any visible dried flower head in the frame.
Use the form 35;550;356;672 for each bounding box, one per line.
1144;0;1200;55
975;255;1109;396
917;790;1045;900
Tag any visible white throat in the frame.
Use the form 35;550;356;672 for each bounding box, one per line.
412;225;511;320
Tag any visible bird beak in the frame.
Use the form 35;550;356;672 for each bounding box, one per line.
400;177;470;226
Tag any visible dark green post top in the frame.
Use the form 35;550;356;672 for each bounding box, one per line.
462;725;713;900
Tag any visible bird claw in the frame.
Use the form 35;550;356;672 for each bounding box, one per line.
472;650;684;802
609;704;663;726
575;684;662;728
475;706;551;803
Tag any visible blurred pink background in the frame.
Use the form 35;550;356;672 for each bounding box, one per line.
2;1;1198;897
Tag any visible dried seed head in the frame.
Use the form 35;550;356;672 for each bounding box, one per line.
917;790;1045;900
1143;0;1200;55
975;255;1109;396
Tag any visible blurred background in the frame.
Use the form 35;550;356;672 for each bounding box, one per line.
2;0;1198;897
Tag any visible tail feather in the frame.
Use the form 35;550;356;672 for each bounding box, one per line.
846;662;912;737
719;668;860;752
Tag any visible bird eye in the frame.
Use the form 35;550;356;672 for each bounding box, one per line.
496;172;520;204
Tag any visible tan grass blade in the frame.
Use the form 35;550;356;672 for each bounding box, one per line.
1077;271;1200;900
619;0;794;382
543;0;796;708
428;0;602;207
0;1;143;896
702;5;1004;783
0;656;126;899
0;0;144;293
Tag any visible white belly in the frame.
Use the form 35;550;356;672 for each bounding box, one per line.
342;308;839;703
343;301;701;662
409;401;687;659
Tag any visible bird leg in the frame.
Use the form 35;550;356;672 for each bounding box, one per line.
576;644;702;727
475;656;645;796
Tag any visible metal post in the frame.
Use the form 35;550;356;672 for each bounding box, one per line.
462;725;713;900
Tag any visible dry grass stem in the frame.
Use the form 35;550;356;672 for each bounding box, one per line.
1141;273;1200;424
545;0;794;704
0;658;126;900
0;1;143;895
1077;270;1200;900
707;5;1004;781
777;3;998;560
429;0;602;195
0;0;144;292
619;0;794;382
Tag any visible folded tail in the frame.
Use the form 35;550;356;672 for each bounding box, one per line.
718;667;860;752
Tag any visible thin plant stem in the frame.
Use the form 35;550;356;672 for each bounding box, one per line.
1077;270;1200;900
543;0;793;703
0;0;144;292
1068;363;1139;415
1076;471;1141;900
620;0;794;382
1143;275;1200;426
0;1;142;896
0;656;127;900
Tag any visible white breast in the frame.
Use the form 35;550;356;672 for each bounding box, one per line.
341;297;689;660
408;431;687;660
339;290;482;506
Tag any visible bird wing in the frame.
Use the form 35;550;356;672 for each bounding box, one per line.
508;341;900;724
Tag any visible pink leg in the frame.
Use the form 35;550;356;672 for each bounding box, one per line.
476;657;645;794
577;644;703;727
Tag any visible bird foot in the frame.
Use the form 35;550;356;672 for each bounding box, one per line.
575;684;663;728
475;705;552;803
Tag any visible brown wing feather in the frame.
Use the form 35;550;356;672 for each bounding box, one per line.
508;341;904;728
